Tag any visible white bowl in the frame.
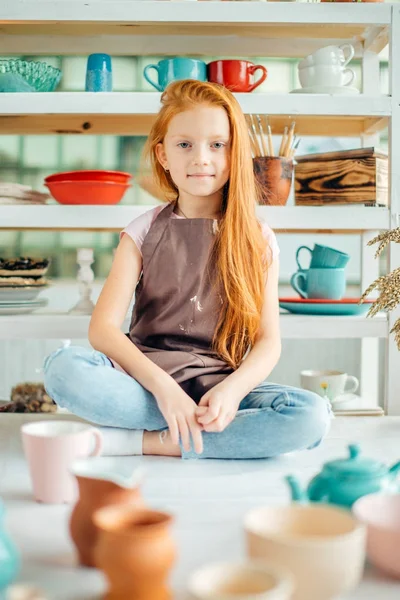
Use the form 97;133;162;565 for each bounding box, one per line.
187;560;294;600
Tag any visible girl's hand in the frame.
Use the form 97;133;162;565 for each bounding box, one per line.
154;382;204;454
196;382;242;433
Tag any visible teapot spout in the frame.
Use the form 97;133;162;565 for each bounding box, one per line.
285;475;308;504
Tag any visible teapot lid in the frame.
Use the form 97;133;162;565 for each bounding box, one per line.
323;444;387;478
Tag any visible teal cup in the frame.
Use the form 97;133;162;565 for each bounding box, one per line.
290;267;346;300
296;244;350;270
0;499;20;595
143;58;207;91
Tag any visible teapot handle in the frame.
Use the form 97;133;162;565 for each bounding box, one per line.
307;475;330;504
389;461;400;478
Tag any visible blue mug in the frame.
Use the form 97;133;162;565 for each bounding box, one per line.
296;244;350;270
290;267;346;300
143;57;207;92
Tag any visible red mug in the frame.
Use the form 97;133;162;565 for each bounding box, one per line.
207;60;268;92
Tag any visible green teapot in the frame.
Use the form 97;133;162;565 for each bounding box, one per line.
286;444;400;509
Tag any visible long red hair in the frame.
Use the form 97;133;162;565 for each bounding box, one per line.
142;79;272;369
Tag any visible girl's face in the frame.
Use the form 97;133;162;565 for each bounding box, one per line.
156;104;231;202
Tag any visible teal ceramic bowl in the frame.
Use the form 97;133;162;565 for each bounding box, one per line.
0;59;62;92
279;298;374;316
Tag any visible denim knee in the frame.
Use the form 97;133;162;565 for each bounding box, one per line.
43;345;99;406
285;387;332;450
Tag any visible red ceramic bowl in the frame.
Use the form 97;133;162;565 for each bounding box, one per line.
45;180;131;205
45;170;132;184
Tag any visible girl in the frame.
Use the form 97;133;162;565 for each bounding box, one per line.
43;79;330;460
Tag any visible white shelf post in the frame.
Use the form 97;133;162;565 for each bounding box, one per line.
359;50;381;408
385;5;400;415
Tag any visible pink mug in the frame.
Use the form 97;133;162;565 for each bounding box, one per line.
21;420;103;504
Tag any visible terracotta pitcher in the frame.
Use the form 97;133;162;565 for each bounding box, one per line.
93;506;176;600
69;457;145;567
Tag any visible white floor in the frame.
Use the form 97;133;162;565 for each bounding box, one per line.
1;414;400;600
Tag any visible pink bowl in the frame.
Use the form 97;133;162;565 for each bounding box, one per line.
353;493;400;579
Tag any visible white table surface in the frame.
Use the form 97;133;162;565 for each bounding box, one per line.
1;414;400;600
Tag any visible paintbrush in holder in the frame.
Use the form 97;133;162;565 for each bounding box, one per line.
247;114;295;205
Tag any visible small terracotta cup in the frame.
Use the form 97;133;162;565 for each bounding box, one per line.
69;457;146;567
253;157;293;206
353;493;400;579
188;560;294;599
244;504;366;600
93;506;176;600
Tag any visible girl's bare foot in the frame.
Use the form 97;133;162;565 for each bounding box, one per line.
142;430;182;457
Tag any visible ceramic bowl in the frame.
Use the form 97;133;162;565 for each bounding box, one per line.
244;504;366;600
45;170;133;184
0;285;48;302
353;493;400;578
45;180;131;205
187;560;294;600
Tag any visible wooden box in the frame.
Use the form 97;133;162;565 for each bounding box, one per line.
294;147;388;207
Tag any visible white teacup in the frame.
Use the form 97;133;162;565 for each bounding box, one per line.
299;64;355;89
300;369;359;403
298;44;354;69
188;560;294;600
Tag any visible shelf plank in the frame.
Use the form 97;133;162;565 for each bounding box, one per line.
0;2;390;58
0;93;391;136
0;205;390;232
0;311;387;340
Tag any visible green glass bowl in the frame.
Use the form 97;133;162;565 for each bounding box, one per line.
0;59;62;92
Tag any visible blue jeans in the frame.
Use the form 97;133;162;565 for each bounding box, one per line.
43;345;332;460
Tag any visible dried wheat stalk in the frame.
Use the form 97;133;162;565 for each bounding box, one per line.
360;228;400;350
366;227;400;258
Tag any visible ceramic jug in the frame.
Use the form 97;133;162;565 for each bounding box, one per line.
93;506;176;600
69;457;145;567
0;499;20;598
286;444;400;509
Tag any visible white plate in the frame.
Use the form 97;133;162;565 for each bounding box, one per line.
0;298;48;306
0;298;48;315
330;393;360;406
0;286;47;302
290;85;360;95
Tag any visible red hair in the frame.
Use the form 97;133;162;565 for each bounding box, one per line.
143;79;272;369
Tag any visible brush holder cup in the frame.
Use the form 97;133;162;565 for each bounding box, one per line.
253;156;293;206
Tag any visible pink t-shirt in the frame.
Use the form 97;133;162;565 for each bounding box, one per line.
121;204;280;261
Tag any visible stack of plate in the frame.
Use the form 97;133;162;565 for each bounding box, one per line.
0;257;50;315
0;182;50;205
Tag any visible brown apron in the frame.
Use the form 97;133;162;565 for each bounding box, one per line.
127;200;234;403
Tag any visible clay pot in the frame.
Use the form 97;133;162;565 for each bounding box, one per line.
253;157;293;206
69;457;145;567
93;506;176;600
